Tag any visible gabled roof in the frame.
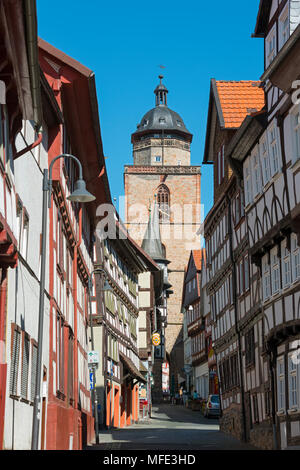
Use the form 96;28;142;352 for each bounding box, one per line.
192;249;204;271
203;79;265;163
38;38;111;206
215;81;265;129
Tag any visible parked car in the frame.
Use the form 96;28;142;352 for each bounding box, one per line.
203;394;220;418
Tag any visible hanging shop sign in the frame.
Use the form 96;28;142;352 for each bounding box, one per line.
152;332;161;346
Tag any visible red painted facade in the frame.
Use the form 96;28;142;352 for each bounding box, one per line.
38;39;110;450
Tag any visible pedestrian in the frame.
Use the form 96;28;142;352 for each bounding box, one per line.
193;389;198;400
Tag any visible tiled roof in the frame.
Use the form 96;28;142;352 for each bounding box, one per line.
215;81;265;129
192;249;204;271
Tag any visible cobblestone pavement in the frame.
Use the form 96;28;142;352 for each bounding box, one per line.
86;403;258;450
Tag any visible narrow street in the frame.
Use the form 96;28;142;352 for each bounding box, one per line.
87;404;257;450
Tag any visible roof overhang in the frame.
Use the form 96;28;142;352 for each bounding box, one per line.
131;127;193;144
252;0;272;38
260;23;300;92
39;38;111;207
120;352;147;384
203;79;226;164
0;0;42;152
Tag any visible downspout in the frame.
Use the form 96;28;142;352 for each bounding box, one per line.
227;193;247;442
73;206;82;442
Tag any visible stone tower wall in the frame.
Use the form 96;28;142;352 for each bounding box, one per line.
124;166;201;394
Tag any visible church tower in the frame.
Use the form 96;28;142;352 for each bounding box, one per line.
124;76;201;395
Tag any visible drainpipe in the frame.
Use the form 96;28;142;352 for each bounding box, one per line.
73;207;82;425
227;194;247;442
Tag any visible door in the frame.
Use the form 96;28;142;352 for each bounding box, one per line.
114;387;119;428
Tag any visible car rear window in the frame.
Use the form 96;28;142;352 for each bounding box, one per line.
211;395;219;403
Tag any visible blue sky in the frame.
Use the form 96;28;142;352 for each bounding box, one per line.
36;0;263;219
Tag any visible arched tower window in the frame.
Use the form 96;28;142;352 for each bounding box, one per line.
156;184;170;221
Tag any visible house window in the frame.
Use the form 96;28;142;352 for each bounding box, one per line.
288;354;298;410
157;184;170;221
245;328;255;367
244;162;252;206
277;357;285;412
260;136;271;185
279;6;289;50
57;314;65;395
238;259;244;295
217;145;225;185
262;255;271;301
244;256;249;291
21;334;30;400
252;150;262;196
266;27;276;67
281;240;291;288
271;249;280;295
291;234;300;282
155;155;161;162
268;125;280;175
291;108;300;164
10;326;21;396
20;212;29;260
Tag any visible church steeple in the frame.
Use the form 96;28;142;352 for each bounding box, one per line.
154;75;168;107
141;199;165;261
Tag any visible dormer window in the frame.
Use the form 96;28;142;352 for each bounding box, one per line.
159;117;166;123
177;120;182;127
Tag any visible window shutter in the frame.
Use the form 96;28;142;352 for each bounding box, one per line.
21;335;30;399
10;328;21;395
30;343;38;402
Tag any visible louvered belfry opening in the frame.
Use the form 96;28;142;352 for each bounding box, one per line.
156;184;170;221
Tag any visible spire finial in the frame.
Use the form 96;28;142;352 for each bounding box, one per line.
154;76;168;107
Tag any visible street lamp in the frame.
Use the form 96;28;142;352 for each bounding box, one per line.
31;154;95;450
88;267;112;444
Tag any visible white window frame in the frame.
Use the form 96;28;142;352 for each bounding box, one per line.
271;247;281;295
281;239;291;289
244;159;252;207
288;353;298;411
266;24;277;68
279;4;290;50
267;123;281;176
260;133;271;185
262;255;271;301
291;233;300;282
277;356;285;414
252;146;262;197
290;104;300;165
244;255;249;291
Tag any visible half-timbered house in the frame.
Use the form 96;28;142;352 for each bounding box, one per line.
225;0;300;450
203;80;265;442
92;218;163;429
182;250;208;398
37;39;110;449
0;0;44;450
